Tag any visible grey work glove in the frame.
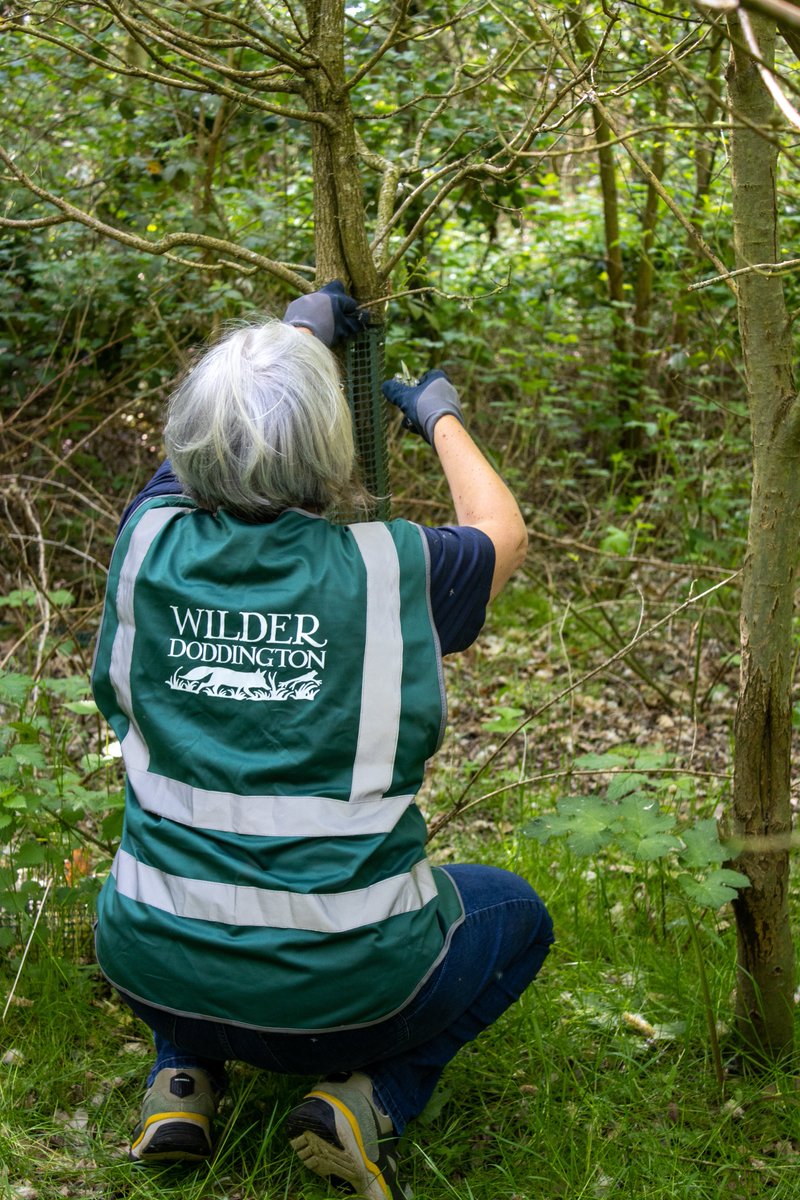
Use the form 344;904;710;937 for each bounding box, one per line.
381;369;464;445
283;281;368;347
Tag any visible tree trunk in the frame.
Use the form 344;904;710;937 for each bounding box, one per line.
568;10;626;351
632;84;666;370
727;13;799;1061
671;37;723;351
304;0;382;303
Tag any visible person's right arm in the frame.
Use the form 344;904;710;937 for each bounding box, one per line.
382;369;528;601
431;416;527;601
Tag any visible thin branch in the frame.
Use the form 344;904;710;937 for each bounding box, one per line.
4;20;316;121
689;256;800;290
122;0;314;68
345;0;410;90
106;0;311;107
1;476;118;524
358;277;513;310
110;1;308;86
427;572;740;841
527;528;739;575
649;13;799;167
2;532;110;574
2;880;52;1022
0;145;312;290
739;8;800;127
529;0;736;292
696;0;800;29
450;765;732;825
0;213;68;230
606;27;713;99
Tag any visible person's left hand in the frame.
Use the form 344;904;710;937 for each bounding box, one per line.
283;281;368;347
382;369;464;445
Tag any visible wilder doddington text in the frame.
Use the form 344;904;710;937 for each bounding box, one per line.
167;606;328;671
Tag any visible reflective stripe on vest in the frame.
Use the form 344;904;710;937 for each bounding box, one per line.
111;847;438;933
109;504;187;721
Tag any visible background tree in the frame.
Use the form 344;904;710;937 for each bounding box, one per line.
725;9;798;1059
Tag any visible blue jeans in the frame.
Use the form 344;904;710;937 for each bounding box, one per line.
120;864;553;1134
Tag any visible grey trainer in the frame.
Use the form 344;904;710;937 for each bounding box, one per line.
130;1067;218;1163
285;1071;408;1199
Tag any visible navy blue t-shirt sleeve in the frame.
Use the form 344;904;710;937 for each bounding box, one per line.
420;525;495;655
118;460;184;532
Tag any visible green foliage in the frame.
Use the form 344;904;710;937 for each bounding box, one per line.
0;0;758;576
0;6;794;1180
2;828;797;1200
524;748;750;911
0;626;124;946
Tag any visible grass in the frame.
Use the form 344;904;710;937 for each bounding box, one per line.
1;574;798;1200
2;829;799;1200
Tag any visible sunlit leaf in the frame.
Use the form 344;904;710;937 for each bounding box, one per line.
678;869;751;908
574;752;628;771
679;818;728;869
615;794;680;861
0;673;33;704
606;772;647;802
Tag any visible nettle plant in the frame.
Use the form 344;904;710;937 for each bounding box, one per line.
0;643;123;952
524;745;749;1088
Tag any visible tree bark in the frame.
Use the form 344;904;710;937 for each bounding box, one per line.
567;9;626;351
727;12;799;1061
304;0;382;302
632;84;667;370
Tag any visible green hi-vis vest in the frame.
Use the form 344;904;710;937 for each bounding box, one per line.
92;497;464;1032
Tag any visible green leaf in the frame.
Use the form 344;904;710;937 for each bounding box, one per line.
101;807;125;843
679;818;727;869
599;526;631;555
44;676;93;701
573;752;628;771
635;833;684;861
47;589;74;607
523;811;574;846
630;747;671;770
63;700;99;716
14;841;48;867
560;795;616;856
0;590;36;609
483;704;525;732
615;794;680;861
524;795;615;852
2;794;30;811
606;772;648;802
0;757;21;780
0;672;34;704
10;744;46;769
678;869;751;908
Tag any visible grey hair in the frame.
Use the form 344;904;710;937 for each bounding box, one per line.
164;320;359;520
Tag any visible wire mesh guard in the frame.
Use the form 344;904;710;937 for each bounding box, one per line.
1;897;95;963
344;325;391;522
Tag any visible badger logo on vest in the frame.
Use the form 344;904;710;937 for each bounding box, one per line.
164;606;327;702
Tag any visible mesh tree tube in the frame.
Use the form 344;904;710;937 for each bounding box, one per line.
344;325;391;521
